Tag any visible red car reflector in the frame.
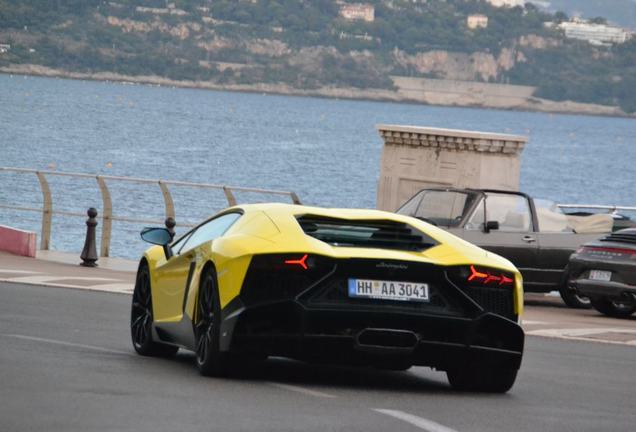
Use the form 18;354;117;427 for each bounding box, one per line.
284;254;308;270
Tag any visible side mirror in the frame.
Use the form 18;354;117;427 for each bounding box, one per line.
484;220;499;233
141;227;173;245
140;227;174;259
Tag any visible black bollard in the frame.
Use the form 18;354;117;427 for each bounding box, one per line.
163;217;176;259
80;207;99;267
164;217;176;240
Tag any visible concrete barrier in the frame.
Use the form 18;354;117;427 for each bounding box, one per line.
0;225;37;258
391;76;536;108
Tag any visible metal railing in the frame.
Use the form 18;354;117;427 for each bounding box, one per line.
0;167;301;257
558;204;636;213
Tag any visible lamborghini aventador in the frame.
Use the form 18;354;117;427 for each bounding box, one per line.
131;203;524;392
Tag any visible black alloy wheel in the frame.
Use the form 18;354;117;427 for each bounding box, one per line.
590;296;636;318
131;262;178;356
195;267;229;376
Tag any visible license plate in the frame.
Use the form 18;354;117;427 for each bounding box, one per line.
589;270;611;281
348;279;429;302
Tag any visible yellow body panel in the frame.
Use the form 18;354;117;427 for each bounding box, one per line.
143;203;524;325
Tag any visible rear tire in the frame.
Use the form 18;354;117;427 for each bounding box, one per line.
446;366;518;393
590;297;636;318
131;262;179;357
195;267;230;376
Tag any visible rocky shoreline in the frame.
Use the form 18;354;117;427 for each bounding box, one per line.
1;64;631;118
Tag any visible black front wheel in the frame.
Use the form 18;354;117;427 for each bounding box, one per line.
590;297;636;318
195;267;230;376
130;262;178;357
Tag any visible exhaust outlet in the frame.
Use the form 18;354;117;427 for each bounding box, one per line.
355;328;418;353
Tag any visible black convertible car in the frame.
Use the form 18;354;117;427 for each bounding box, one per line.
569;228;636;318
397;188;614;308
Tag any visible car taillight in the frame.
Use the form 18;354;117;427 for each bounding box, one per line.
446;265;517;320
467;265;514;286
447;265;515;288
240;254;335;305
249;254;325;271
284;254;309;270
578;246;636;260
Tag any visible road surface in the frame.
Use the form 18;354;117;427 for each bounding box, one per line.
0;282;634;432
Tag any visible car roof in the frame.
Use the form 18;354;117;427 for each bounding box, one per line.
235;202;411;221
212;202;517;271
227;203;470;250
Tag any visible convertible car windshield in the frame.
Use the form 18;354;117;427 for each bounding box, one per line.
398;190;480;227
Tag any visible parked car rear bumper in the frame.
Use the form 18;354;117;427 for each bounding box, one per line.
569;255;636;301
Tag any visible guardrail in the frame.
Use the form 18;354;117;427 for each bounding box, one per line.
558;204;636;213
0;167;301;257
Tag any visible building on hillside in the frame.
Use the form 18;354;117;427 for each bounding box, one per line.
135;3;187;16
558;21;632;46
339;3;375;22
467;14;489;29
0;44;11;54
487;0;525;7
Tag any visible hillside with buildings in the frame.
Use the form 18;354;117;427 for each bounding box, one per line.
0;0;635;114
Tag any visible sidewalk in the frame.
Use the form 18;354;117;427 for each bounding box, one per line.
1;250;635;345
0;250;135;294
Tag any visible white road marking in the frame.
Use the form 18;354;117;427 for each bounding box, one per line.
528;327;636;337
4;276;66;284
46;276;122;282
0;277;133;295
6;275;119;283
85;283;134;293
373;409;459;432
527;327;636;346
2;334;130;355
522;320;551;325
0;269;42;274
268;382;337;398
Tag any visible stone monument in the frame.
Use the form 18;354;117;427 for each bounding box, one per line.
376;124;528;211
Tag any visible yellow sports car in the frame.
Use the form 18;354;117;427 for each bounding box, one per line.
131;203;524;392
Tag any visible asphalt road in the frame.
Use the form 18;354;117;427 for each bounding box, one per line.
1;282;634;432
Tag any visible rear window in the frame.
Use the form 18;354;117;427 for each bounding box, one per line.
296;215;438;252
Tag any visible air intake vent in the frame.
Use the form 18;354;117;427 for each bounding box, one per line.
296;215;437;252
601;229;636;245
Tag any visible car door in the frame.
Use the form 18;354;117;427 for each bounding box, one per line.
152;212;241;322
455;192;542;288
